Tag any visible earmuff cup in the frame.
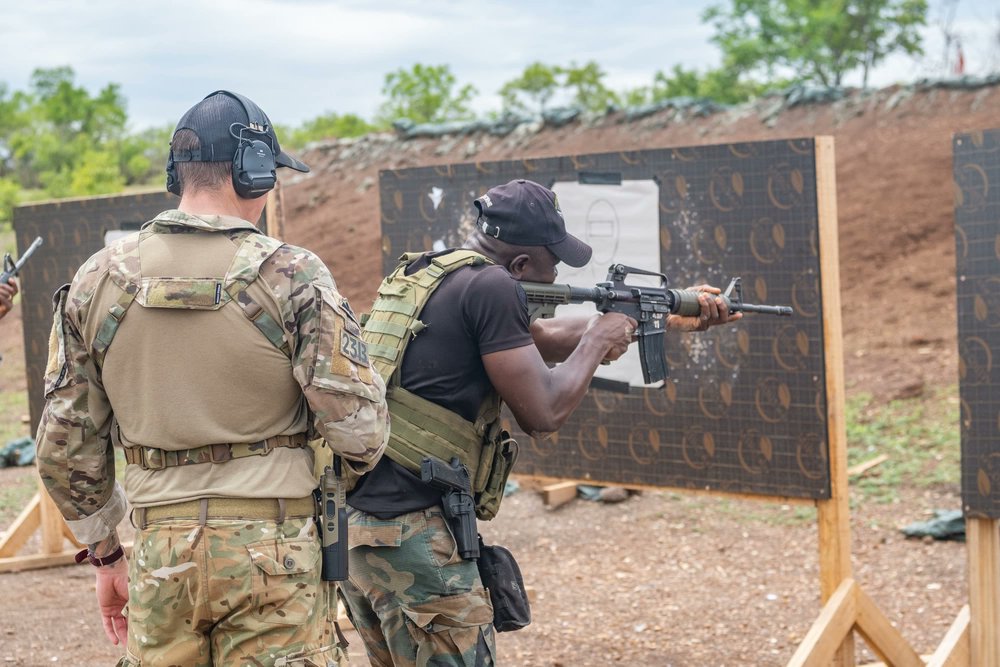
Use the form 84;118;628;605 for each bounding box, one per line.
232;138;277;199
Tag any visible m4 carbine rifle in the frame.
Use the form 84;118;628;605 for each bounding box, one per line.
1;236;43;285
520;264;793;385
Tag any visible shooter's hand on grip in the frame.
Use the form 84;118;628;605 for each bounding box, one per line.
584;312;637;362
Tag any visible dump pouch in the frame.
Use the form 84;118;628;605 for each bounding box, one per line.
477;536;530;632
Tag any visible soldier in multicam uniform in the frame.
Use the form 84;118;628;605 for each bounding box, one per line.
35;90;389;667
342;179;737;666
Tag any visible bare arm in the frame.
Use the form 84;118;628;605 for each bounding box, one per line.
484;312;635;435
529;315;590;363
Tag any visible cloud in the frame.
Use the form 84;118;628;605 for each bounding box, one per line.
1;0;996;130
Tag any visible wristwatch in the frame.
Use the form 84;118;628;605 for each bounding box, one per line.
75;545;125;567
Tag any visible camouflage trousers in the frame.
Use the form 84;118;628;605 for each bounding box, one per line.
117;516;347;667
338;506;495;667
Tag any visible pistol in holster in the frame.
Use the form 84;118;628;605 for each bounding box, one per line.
420;456;480;560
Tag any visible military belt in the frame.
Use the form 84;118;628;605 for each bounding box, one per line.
122;433;308;471
140;496;316;524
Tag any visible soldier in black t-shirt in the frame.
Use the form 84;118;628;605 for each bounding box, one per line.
343;179;739;667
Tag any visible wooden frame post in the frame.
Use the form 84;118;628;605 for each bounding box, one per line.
0;476;85;573
787;138;922;667
967;518;1000;665
927;517;1000;667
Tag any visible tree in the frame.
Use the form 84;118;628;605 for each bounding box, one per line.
703;0;928;88
377;64;477;125
499;62;560;114
6;67;129;194
0;66;176;224
560;61;619;113
622;65;771;107
285;112;376;148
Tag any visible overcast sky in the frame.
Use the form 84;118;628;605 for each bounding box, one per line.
1;0;997;131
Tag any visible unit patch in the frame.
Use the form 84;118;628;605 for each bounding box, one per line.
340;331;369;367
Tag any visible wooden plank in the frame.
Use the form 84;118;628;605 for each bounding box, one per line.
786;578;858;667
38;478;66;554
0;493;41;557
542;482;578;508
847;454;889;478
510;474;815;506
265;188;280;238
0;550;81;573
928;605;970;667
967;517;1000;666
853;584;923;667
0;542;133;574
814;136;856;667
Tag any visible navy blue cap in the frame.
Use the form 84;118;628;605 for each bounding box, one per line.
170;90;309;173
474;179;592;267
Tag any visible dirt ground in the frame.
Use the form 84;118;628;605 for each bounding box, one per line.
0;464;966;666
0;81;993;665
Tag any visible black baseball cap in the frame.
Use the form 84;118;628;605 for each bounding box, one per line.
170;90;309;173
474;179;592;267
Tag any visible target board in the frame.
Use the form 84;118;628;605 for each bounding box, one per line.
13;191;267;430
379;138;834;499
954;128;1000;518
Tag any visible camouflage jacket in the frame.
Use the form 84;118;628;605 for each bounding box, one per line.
35;209;389;543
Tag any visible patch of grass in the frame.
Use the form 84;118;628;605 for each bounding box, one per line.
0;468;37;521
710;498;818;526
846;386;960;503
0;385;29;445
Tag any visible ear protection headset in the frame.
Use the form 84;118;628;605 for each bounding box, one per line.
166;91;277;199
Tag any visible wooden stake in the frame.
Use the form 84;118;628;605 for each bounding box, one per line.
814;135;856;667
927;604;970;667
967;517;1000;666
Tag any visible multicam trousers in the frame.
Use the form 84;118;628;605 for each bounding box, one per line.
117;516;347;667
339;506;495;667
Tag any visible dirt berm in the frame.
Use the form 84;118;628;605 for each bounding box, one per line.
278;81;1000;403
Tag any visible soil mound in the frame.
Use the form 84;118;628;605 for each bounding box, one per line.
280;82;1000;402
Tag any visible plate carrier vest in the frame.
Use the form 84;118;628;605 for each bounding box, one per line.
361;250;518;520
96;226;306;470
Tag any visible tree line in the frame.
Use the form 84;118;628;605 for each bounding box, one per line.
0;0;928;225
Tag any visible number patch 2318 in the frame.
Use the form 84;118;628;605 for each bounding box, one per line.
340;331;369;366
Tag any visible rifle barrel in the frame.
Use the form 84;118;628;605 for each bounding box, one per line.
737;303;793;316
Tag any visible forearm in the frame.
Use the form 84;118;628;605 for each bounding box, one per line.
307;386;390;473
507;335;609;435
36;378;123;541
530;316;590;363
89;530;122;558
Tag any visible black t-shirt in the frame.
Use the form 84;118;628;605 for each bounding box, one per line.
347;251;534;518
